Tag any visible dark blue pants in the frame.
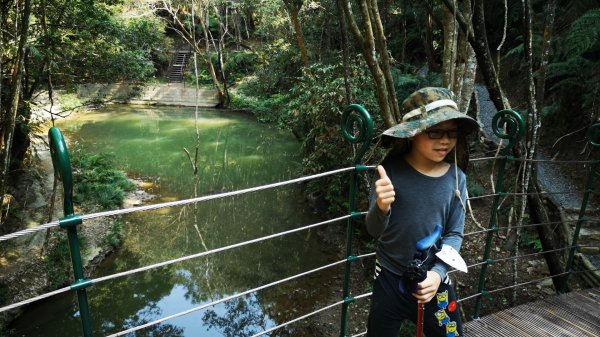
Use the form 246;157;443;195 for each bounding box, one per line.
366;266;463;337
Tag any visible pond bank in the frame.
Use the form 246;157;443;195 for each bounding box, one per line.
0;115;157;333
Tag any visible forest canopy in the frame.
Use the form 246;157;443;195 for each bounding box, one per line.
1;0;599;221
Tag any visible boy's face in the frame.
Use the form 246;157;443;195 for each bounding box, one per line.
410;120;458;163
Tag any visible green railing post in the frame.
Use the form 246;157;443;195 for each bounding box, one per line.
472;110;524;319
562;123;600;293
48;127;93;337
340;104;373;337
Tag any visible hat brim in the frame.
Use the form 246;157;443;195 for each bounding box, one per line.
381;107;483;140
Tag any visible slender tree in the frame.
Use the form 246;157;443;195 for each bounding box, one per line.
0;0;32;200
341;0;400;127
441;0;510;111
282;0;310;68
528;0;565;292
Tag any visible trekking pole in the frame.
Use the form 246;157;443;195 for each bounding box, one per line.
404;224;443;337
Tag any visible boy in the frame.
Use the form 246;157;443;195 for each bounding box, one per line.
366;87;481;337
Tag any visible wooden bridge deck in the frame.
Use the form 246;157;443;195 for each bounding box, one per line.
464;287;600;336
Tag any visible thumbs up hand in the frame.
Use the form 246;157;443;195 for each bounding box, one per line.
375;165;395;214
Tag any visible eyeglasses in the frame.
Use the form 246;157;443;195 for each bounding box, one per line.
424;129;459;139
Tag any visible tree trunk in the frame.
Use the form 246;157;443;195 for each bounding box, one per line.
197;4;226;106
341;0;399;127
283;0;310;68
442;4;457;89
336;0;352;105
471;0;508;111
531;0;562;291
529;180;567;291
441;0;509;111
536;0;556;117
0;0;31;198
453;0;476;112
424;0;439;72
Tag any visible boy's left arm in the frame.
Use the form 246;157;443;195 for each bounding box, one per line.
431;173;467;282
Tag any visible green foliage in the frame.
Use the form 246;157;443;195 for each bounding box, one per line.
102;220;124;249
244;46;303;96
71;149;135;210
43;232;72;288
519;231;543;252
285;58;378;213
24;1;171;86
564;8;600;58
393;66;443;103
467;179;486;198
231;92;289;124
225;51;259;82
542;7;600;134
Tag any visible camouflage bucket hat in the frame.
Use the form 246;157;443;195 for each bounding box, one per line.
382;87;482;140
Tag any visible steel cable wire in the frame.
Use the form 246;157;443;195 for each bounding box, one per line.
454;269;600;303
463;218;599;237
249;292;373;337
108;253;376;337
0;166;366;242
0;214;365;313
448;245;599;275
470;155;599;164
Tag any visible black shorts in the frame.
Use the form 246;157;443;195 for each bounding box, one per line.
366;261;463;337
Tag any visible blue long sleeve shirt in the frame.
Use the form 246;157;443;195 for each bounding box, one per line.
365;156;466;280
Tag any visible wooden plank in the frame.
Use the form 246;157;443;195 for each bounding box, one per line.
516;303;587;337
464;288;600;337
479;312;536;337
493;310;553;337
530;300;600;336
541;293;600;329
466;315;524;336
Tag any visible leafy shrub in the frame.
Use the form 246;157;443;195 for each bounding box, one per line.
467;180;486;198
43;232;72;288
230;92;289;124
285;58;379;213
239;44;303;97
225;51;259;82
71;149;135;210
102;220;124;249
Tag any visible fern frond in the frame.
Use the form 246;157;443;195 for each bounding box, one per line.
549;78;585;92
546;56;590;80
565;8;600;58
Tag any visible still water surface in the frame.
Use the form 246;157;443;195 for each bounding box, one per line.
9;105;338;336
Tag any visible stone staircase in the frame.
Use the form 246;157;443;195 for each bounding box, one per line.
168;50;192;83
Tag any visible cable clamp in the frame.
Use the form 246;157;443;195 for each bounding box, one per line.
71;278;93;291
350;212;364;218
59;214;83;228
354;164;368;172
343;296;356;304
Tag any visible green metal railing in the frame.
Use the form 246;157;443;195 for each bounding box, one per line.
339;104;374;337
562;123;600;292
472;110;525;319
48;127;93;337
36;107;599;336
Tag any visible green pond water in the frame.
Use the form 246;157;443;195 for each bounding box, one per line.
9;105;342;337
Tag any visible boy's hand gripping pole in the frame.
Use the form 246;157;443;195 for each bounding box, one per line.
404;224;443;337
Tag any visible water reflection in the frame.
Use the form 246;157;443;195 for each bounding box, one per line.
8;105;338;336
